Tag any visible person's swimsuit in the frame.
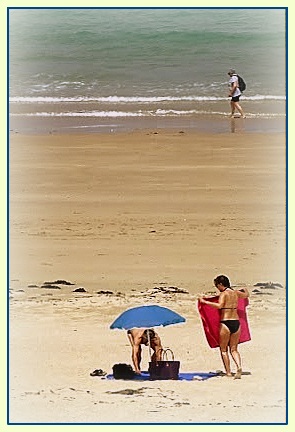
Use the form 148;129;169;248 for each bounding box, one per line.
220;319;240;334
220;303;240;333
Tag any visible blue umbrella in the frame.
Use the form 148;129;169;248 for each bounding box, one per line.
110;305;186;330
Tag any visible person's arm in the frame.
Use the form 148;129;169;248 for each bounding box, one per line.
127;332;134;347
237;287;250;298
199;292;226;309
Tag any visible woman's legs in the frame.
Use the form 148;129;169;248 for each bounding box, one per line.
230;100;246;118
233;101;246;118
220;324;243;378
136;346;142;371
230;101;236;117
219;324;231;376
229;328;242;379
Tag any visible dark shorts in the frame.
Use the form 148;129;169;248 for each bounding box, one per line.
231;95;240;102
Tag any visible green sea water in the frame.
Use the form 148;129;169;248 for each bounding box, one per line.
9;7;286;131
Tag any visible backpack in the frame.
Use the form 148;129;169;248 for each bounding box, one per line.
237;75;246;92
112;363;135;379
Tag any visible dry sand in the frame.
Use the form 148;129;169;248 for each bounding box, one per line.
8;129;286;425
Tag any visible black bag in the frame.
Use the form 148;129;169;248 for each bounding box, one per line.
237;75;246;92
148;348;180;380
112;363;135;379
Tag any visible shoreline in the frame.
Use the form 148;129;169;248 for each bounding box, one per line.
9;100;286;135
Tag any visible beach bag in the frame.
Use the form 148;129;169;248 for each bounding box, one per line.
148;348;180;380
112;363;135;379
237;75;246;92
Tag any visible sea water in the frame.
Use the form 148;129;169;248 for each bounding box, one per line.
9;7;286;133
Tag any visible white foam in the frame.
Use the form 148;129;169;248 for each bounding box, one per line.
9;94;286;104
10;110;286;118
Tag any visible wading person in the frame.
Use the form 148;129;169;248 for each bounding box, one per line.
228;68;246;119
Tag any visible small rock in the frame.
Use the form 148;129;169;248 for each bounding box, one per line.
73;287;87;293
41;285;61;290
44;280;75;286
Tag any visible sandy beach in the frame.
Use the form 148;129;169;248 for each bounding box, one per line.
8;128;286;424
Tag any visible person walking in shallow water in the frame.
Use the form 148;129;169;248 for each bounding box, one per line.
200;275;250;379
228;68;246;118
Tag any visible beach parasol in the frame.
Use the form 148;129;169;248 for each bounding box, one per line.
110;304;186;330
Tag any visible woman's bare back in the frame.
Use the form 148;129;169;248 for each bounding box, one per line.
219;289;239;320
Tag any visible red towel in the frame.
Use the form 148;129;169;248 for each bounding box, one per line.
197;296;251;348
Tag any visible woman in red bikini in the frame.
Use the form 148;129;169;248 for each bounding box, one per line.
200;275;250;379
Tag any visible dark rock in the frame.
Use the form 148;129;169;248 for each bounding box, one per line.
152;286;189;294
41;285;61;289
43;280;75;286
106;388;146;395
254;282;283;289
271;283;284;288
253;291;273;296
73;287;87;293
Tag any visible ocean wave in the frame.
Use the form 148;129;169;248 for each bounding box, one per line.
10;110;286;118
9;94;286;103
